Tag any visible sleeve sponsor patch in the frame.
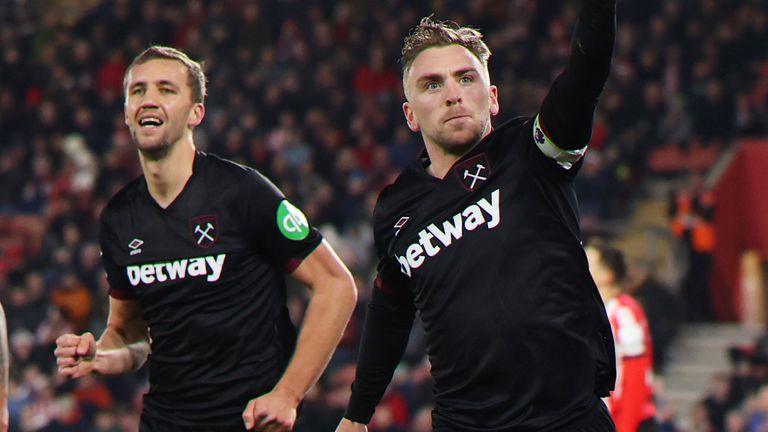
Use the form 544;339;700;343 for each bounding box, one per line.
533;114;587;170
277;200;310;240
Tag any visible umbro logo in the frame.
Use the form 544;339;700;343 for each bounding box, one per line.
128;238;143;256
394;216;409;236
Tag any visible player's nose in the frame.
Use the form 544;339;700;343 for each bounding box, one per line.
138;87;163;107
138;96;161;111
444;81;462;106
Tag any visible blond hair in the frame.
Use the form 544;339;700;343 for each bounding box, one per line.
401;16;491;78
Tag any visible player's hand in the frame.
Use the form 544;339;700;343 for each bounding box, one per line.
335;418;368;432
242;389;298;431
54;332;97;378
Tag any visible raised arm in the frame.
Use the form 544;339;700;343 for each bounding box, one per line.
242;239;357;431
55;297;150;377
535;0;616;165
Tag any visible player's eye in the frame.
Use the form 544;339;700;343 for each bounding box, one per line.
160;87;176;94
460;75;473;84
130;87;145;96
425;82;440;91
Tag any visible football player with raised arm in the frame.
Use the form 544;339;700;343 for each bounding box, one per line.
338;1;618;430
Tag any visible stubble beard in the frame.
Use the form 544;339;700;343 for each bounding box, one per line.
429;118;489;157
132;129;175;162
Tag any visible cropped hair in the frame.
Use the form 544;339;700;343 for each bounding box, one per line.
589;240;627;282
124;45;207;104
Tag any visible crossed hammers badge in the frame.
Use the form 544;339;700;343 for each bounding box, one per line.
190;215;218;249
453;153;492;191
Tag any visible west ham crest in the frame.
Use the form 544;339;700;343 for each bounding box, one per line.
453;153;492;192
190;214;218;249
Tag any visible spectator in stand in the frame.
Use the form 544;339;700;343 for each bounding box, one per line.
724;409;746;432
691;79;735;147
626;260;681;373
353;47;399;98
702;373;739;432
690;401;715;432
575;151;618;236
50;272;92;331
747;384;768;432
668;172;716;322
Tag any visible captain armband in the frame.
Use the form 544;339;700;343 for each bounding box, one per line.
532;115;587;170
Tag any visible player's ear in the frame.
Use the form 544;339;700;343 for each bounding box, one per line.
489;85;500;117
403;102;420;132
188;103;205;128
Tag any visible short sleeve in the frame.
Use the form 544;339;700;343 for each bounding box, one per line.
99;210;136;300
238;169;323;273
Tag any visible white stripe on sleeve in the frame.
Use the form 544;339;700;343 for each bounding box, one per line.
532;114;588;170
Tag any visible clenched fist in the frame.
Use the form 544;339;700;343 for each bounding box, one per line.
54;332;97;378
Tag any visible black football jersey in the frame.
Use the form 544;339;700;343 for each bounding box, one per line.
365;117;614;431
99;152;322;429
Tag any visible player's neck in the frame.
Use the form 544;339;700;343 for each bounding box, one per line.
603;286;621;302
422;139;469;178
140;138;196;209
424;151;459;179
423;125;493;179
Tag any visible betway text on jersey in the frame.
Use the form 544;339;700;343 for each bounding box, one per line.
395;189;500;277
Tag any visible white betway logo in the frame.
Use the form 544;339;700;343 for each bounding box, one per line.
126;254;226;286
395;189;500;277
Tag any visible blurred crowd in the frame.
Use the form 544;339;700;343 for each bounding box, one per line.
0;0;767;430
692;334;768;432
